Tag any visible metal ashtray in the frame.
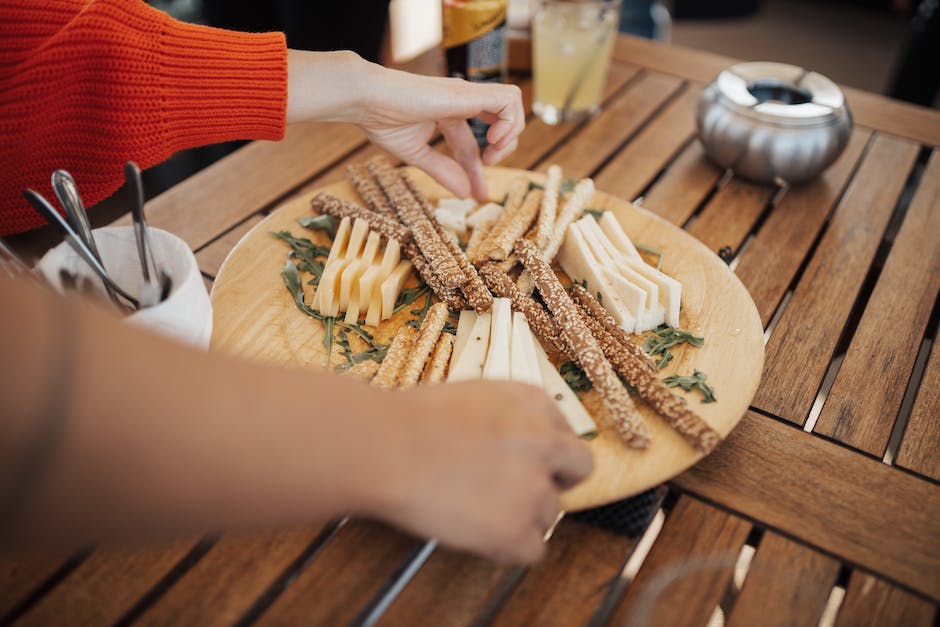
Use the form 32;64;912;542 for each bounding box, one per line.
696;62;853;185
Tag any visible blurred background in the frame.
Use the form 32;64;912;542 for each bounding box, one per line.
85;0;940;223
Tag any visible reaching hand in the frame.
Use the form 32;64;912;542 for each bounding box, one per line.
368;380;593;563
286;50;525;202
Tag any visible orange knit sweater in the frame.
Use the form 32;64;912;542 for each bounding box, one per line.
0;0;287;235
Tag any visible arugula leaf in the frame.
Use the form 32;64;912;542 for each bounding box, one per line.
298;215;338;239
584;208;606;220
528;181;545;191
281;260;322;319
273;231;330;284
560;178;578;193
442;321;457;335
560;361;592;395
322;316;336;368
394;285;430;314
664;370;716;403
643;324;704;370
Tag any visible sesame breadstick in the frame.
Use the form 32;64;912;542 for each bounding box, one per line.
465;218;497;262
421;332;456;383
471;177;529;264
368;158;467;289
344;359;381;382
535;165;562;249
311;193;410;244
478;263;569;356
571;295;721;453
517;177;595;295
570;284;657;372
399;302;449;388
403;173;494;313
403;243;468;311
346;163;395;214
486;189;543;261
372;325;418;390
515;239;650;448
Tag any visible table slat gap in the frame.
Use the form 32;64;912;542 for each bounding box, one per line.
835;571;938;626
0;551;87;626
232;519;346;627
753;134;921;425
352;539;438;627
630;134;697;206
113;537;215;627
641;141;724;226
685;177;779;258
812;150;940;456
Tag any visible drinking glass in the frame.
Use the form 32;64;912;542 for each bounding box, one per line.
532;0;621;124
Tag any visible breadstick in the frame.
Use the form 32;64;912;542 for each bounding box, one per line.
368;158;467;289
311;193;410;244
486;189;543;261
403;173;493;312
515;239;650;447
535;165;562;249
465;218;496;262
421;332;456;383
478;263;569;356
344;359;381;382
571;296;721;453
403;243;468;311
517;177;595;295
372;325;418;390
346;163;394;214
471;177;529;264
570;284;656;372
399;302;449;388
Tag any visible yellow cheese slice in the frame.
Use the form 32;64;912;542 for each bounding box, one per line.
341;231;381;318
452;310;478;366
363;238;402;327
380;260;414;321
316;218;369;315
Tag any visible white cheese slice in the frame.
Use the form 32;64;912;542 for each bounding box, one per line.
627;259;681;328
557;223;633;329
434;208;468;238
598;211;643;262
316;217;369;315
483;298;512;380
363;238;402;327
448;312;492;381
534;345;597;437
451;310;478;366
577;216;624;266
600;267;643;334
379;260;414;321
615;262;665;332
340;231;381;321
438;197;478;215
467;202;503;230
510;312;542;386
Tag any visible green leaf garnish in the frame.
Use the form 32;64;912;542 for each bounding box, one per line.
643;324;704;370
584;208;606;220
560;361;592;395
664;369;716;403
298;215;338;239
560;178;578;193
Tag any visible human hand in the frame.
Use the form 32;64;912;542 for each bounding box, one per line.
367;380;593;563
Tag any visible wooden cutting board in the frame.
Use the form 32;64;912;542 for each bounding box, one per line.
210;167;764;511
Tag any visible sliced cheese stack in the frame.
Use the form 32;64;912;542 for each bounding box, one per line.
313;216;414;325
434;197;477;239
558;212;681;334
448;300;597;437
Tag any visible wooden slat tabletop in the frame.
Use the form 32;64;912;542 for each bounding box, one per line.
3;34;939;626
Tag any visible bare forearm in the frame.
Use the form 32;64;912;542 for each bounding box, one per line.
0;277;395;548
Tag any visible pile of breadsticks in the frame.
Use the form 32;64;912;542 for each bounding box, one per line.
311;158;721;454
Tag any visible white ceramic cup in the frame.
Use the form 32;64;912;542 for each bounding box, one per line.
36;226;213;350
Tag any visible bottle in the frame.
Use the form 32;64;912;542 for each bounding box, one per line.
442;0;509;146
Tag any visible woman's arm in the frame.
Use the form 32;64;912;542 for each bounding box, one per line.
0;277;591;563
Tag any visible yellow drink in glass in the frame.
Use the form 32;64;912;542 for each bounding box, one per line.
532;0;620;124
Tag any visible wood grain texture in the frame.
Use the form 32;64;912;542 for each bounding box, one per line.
609;496;750;626
134;528;320;627
0;554;72;620
836;572;937;627
640;140;723;226
209;168;765;510
611;33;940;146
733;129;872;326
13;540;196;626
593;85;700;203
195;214;265;278
531;71;683;180
488;520;633;627
753;134;920;425
726;532;840;627
814;150;940;454
253;520;418;626
502;62;640;171
113;123;366;250
896;336;940;481
686;178;775;256
378;550;511;627
674;411;940;600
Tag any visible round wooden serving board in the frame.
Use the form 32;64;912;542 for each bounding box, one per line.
210;167;764;511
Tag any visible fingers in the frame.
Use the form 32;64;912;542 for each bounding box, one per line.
405;142;473;199
550;434;594;491
439;119;488;201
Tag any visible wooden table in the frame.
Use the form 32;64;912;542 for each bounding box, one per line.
2;34;939;627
